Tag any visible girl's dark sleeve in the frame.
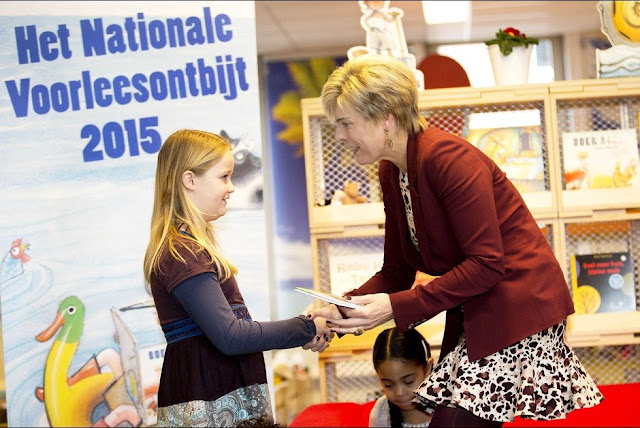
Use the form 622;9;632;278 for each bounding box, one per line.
171;272;317;355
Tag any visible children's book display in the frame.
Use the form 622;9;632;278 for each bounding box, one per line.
466;126;544;193
466;110;545;194
570;251;637;314
561;128;639;190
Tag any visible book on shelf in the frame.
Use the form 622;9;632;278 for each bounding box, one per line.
329;252;383;297
561;128;640;190
465;110;545;194
570;251;637;314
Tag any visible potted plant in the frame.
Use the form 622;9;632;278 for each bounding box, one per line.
485;27;539;85
485;27;539;56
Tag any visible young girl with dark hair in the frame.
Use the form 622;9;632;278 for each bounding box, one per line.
371;327;433;428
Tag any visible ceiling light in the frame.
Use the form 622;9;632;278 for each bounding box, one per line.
422;1;471;24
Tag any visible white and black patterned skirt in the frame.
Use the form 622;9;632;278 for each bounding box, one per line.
413;321;604;422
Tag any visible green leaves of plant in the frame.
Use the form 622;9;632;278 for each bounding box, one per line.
485;28;539;56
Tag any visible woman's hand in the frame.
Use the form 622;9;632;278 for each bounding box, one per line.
306;303;343;321
302;316;334;352
328;293;393;335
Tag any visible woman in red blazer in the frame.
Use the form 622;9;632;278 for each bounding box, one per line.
312;55;603;427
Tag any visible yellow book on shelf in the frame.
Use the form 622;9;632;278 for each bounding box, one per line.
570;252;636;315
570;253;579;298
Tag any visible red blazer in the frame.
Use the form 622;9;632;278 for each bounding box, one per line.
350;127;574;361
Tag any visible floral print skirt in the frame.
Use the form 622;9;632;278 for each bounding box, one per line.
157;383;273;427
413;321;604;422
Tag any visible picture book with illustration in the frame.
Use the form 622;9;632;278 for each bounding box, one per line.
570;251;636;314
561;128;639;190
466;110;545;194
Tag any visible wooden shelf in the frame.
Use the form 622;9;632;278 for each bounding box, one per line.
567;311;640;348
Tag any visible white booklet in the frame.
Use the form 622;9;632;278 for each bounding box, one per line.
295;286;363;309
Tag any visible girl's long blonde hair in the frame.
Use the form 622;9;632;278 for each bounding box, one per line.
143;129;237;292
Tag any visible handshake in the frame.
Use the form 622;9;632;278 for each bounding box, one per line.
297;290;394;353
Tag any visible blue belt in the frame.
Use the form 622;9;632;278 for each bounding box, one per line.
162;317;203;344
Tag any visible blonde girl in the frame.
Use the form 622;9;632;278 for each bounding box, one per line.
144;129;332;426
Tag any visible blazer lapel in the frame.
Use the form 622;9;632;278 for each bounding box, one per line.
406;133;432;267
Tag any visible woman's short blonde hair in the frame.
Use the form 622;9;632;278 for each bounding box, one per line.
321;55;426;134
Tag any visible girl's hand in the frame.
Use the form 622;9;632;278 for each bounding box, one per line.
302;316;334;352
327;293;393;335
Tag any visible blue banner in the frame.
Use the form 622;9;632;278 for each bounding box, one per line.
0;2;266;426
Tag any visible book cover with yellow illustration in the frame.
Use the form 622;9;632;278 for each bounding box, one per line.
466;110;545;195
561;129;639;190
570;252;636;314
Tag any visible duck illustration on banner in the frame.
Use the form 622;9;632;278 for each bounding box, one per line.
35;296;143;427
0;238;31;284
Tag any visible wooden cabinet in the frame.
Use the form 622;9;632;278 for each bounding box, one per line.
547;79;640;352
301;77;640;402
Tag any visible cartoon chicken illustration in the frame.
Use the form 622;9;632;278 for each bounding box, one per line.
0;238;31;284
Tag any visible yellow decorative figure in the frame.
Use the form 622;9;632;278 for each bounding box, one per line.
599;0;640;45
597;1;640;78
36;296;115;427
611;1;640;44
